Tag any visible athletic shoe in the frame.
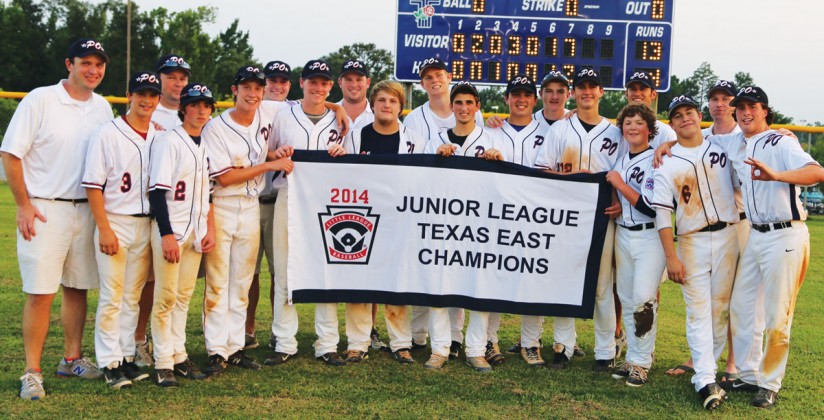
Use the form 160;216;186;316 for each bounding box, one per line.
244;334;259;350
317;352;346;366
612;361;631;380
155;369;178;388
505;338;522;354
720;378;759;392
521;347;545;366
615;330;627;360
485;341;505;366
19;370;45;400
268;335;278;350
698;382;727;410
466;356;492;372
392;349;415;364
549;343;570;370
205;354;227;377
411;340;427;350
344;350;368;363
57;356;102;379
228;350;262;370
370;328;387;350
752;387;778;408
424;354;448;370
121;359;149;382
173;359;206;380
573;344;586;357
593;358;615;372
102;363;132;390
449;341;462;360
134;339;153;367
626;365;649;387
264;352;296;366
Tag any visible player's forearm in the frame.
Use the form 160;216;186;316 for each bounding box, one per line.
775;164;824;186
656;227;678;259
1;152;32;208
214;165;269;187
85;188;112;232
614;182;640;206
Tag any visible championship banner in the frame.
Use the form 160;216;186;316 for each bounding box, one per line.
287;151;612;318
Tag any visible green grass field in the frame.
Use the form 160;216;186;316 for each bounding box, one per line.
0;183;821;418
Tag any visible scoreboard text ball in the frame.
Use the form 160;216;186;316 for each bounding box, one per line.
394;0;674;91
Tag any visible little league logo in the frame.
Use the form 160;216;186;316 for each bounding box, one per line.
318;206;380;264
410;0;440;29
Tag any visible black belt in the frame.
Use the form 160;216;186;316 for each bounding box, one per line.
739;212;747;221
620;222;655;231
698;222;728;232
259;196;278;204
129;213;153;218
751;221;793;233
32;197;88;204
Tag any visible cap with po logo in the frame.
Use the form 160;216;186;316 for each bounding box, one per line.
505;74;537;96
730;85;769;107
707;80;737;98
667;95;700;118
450;81;480;101
419;57;449;78
180;82;215;106
264;60;291;79
340;60;369;78
155;54;191;76
540;70;570;88
128;71;161;94
301;59;333;80
234;66;265;85
573;68;600;87
67;38;109;63
625;71;654;89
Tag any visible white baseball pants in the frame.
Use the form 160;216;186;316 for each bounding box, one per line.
384;305;412;351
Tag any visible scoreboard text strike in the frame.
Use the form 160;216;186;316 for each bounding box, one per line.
394;0;674;91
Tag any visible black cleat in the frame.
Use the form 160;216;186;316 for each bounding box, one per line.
228;351;262;370
317;352;346;366
752;387;777;408
593;358;615;373
392;348;415;364
121;359;149;382
155;368;178;388
699;382;727;411
720;378;759;392
173;359;206;380
205;355;227;377
449;341;462;360
264;352;296;366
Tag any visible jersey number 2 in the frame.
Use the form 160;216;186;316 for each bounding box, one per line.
174;181;186;201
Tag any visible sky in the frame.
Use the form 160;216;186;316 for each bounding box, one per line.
113;0;823;124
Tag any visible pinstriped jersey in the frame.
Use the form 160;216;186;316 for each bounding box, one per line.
147;126;211;252
424;125;497;157
651;121;677;149
647;140;739;235
703;127;745;213
202;101;289;197
488;119;545;167
613;148;656;227
534;115;625;173
270;106;344;191
711;130;821;224
344;123;426;155
532;109;567;136
403;101;484;140
82;117;154;215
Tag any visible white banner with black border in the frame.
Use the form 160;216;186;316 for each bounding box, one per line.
287;152;611;318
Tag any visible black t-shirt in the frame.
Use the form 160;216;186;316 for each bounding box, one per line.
447;129;469;146
359;124;401;155
580;120;597;133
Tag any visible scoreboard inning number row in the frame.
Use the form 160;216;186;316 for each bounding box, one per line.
394;0;674;91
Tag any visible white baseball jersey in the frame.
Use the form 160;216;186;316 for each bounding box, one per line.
150;103;180;131
532;109;568;135
711;130;820;224
148;126;212;252
82;117;155;215
613;148;656;227
1;81;113;199
647;140;740;235
203;101;289;197
703;128;745;214
403;101;484;140
651;120;677;149
702;124;741;138
270;105;344;191
488;119;545;167
344;123;426;155
534;115;625;173
337;100;374;131
423;125;496;157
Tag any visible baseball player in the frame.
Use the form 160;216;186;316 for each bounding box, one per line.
341;80;426;364
460;76;546;371
2;38;111;400
534;68;623;372
715;86;824;408
623;72;676;148
649;95;740;410
148;82;218;387
245;60;300;351
338;59;374;130
265;59;349;367
605;104;665;387
200;65;295;376
83;71;161;389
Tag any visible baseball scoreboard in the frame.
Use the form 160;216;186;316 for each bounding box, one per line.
394;0;674;91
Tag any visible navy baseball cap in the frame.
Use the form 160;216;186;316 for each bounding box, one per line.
155;54;192;76
301;59;333;80
625;71;654;89
67;38;109;63
419;57;449;78
264;60;291;79
573;68;600;87
730;86;769;107
128;71;162;94
707;80;737;98
234;65;265;85
540;70;570;88
505;74;538;96
450;81;480;101
179;82;215;106
340;59;369;77
667;95;700;118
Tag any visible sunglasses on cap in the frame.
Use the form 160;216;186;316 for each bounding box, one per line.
234;69;265;84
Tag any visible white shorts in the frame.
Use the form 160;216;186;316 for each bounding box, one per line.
19;198;98;294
